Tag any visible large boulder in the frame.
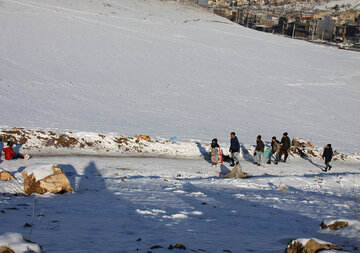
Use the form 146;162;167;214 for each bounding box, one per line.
286;238;345;253
224;164;251;178
0;170;14;181
22;164;73;195
292;137;314;149
0;232;42;253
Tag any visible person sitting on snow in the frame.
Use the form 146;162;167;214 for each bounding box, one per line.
210;138;222;168
2;141;29;160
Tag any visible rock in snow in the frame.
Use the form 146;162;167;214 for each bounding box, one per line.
22;164;73;195
0;232;42;253
0;170;14;181
292;137;315;149
321;220;349;230
286;238;345;253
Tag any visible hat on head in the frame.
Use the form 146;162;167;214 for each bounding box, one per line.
283;132;288;136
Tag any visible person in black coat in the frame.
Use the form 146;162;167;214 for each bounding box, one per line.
229;132;240;166
279;132;291;162
322;144;333;172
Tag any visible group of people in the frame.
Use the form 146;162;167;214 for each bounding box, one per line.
210;132;334;172
254;132;291;166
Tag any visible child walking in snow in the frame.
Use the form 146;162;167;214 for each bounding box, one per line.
210;138;222;167
2;141;30;160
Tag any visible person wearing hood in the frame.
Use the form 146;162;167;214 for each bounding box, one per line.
210;138;222;167
322;144;333;172
2;140;29;160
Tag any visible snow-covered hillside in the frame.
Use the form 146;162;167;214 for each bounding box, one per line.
1;0;359;154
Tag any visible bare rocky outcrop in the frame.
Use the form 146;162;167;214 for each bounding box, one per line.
286;239;345;253
22;165;73;195
292;137;314;149
136;134;151;142
0;170;14;181
224;164;250;178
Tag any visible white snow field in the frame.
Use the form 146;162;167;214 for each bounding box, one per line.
0;156;360;252
1;0;360;252
0;0;360;153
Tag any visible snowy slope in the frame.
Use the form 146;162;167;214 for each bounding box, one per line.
1;0;360;153
1;156;360;252
317;0;360;9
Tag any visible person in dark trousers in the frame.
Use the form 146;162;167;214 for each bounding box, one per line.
267;136;281;165
279;132;291;162
229;132;240;166
322;144;333;172
254;135;265;166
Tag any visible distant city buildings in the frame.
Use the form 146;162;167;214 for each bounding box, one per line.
196;0;360;48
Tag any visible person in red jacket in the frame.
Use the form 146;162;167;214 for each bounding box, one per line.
2;141;29;160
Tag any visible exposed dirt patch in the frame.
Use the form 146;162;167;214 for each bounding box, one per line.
114;137;130;145
57;134;79;148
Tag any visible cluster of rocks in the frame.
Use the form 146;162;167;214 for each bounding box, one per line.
290;137;350;161
286;220;350;252
0;164;73;195
0;128;154;155
0;165;72;252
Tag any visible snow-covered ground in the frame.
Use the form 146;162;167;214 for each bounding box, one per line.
1;0;360;252
0;155;359;252
316;0;360;10
1;0;360;153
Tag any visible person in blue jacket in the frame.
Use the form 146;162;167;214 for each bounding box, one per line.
229;132;241;166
